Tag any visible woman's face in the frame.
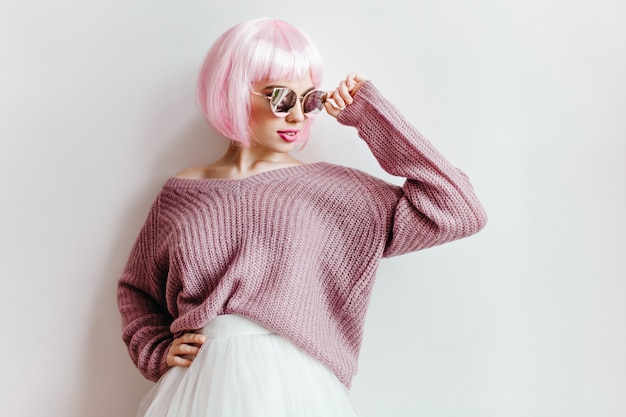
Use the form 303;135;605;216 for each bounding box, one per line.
248;75;315;154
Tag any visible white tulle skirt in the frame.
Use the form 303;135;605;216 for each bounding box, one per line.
136;314;358;417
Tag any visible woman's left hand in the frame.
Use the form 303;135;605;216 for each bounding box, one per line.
325;72;367;118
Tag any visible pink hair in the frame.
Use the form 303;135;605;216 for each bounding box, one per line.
196;18;323;146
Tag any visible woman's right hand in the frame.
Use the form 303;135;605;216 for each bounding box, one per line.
325;72;367;118
166;332;206;367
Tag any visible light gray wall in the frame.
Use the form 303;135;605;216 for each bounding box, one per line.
1;1;624;416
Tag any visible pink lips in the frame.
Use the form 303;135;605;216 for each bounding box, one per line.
277;130;299;143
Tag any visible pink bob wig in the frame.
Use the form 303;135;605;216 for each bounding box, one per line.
196;18;323;146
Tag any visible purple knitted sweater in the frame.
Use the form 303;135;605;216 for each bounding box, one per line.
117;81;487;388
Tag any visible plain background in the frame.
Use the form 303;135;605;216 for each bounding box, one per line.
1;0;624;416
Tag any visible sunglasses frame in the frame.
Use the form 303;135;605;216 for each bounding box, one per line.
252;88;328;118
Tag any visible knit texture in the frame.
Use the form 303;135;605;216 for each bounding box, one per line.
117;81;487;388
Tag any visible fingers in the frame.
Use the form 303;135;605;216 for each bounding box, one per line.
166;332;206;368
324;72;367;119
324;97;342;118
345;72;367;91
333;78;355;107
167;353;193;368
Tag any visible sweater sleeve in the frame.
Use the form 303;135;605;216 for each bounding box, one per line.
117;194;173;382
337;81;487;257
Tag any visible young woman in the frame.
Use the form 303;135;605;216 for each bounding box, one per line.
117;17;487;417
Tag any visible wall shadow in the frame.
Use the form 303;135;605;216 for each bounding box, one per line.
73;110;226;416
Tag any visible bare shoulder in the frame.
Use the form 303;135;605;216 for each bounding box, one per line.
174;166;212;179
174;162;231;179
174;156;307;180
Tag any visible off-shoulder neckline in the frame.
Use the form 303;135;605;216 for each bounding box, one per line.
164;162;331;189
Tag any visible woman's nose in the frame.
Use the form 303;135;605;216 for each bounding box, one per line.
285;98;305;122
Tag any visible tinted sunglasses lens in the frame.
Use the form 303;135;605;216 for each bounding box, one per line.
303;91;326;115
270;89;297;117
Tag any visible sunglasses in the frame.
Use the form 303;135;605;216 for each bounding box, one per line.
252;88;327;118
